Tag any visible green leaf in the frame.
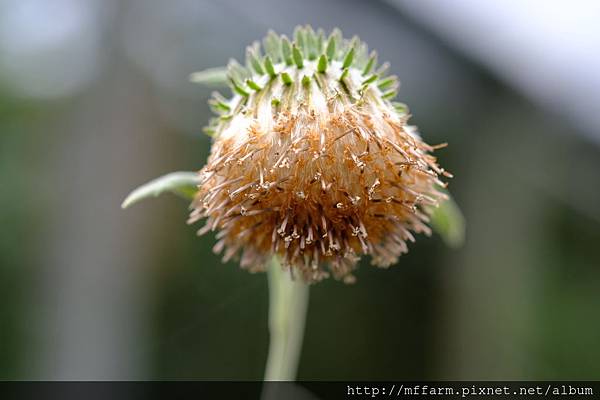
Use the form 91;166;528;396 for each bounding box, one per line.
189;67;228;86
430;195;466;248
121;172;200;209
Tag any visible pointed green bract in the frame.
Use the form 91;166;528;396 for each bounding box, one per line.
215;102;231;112
263;30;282;62
302;75;311;86
317;54;328;73
362;74;377;85
281;72;293;85
325;33;337;61
209;99;231;113
354;41;369;68
378;76;397;90
293;26;306;55
339;68;349;82
227;59;249;83
376;62;390;76
382;89;397;99
247;48;264;75
231;79;249;97
330;28;342;59
246;79;262;91
292;45;304;68
316;29;325;55
342;47;355;69
305;26;317;60
281;36;293;66
264;56;277;78
392;102;409;114
362;52;377;76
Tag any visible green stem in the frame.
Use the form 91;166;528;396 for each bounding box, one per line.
263;258;310;381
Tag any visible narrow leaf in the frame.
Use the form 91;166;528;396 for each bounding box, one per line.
430;196;466;248
121;172;200;209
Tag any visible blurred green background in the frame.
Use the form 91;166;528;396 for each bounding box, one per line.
1;0;599;380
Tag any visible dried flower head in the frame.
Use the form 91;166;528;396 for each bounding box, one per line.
188;26;451;283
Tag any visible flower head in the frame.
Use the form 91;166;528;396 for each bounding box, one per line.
189;26;451;283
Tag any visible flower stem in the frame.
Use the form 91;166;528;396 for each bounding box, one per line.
263;257;310;381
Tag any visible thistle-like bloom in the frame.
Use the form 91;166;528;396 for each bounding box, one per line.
189;26;451;283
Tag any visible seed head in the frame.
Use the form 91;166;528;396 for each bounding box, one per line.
189;26;451;283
